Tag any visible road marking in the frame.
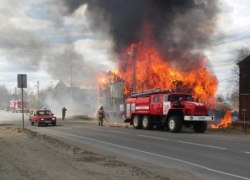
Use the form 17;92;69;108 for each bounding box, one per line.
244;151;250;154
177;140;227;150
42;129;250;180
70;125;227;150
136;134;169;141
71;125;130;135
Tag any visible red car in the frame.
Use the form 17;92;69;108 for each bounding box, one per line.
29;109;57;126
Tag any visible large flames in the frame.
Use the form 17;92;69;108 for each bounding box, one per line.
97;23;218;106
211;111;232;129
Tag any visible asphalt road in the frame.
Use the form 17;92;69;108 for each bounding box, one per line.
1;110;250;180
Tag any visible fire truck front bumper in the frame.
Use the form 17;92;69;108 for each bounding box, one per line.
184;116;214;121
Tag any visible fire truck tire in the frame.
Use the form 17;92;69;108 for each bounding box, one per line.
142;115;153;130
193;121;207;133
168;116;182;133
133;115;142;129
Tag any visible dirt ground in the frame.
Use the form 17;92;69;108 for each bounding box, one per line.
0;124;202;180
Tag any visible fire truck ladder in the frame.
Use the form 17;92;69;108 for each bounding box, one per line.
131;88;171;98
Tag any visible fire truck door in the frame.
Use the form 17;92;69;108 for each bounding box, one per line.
150;95;162;115
126;103;131;119
163;95;171;115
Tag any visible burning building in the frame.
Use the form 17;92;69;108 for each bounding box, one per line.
98;71;125;120
64;0;221;119
238;55;250;124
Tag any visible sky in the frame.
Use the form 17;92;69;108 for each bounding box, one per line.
0;0;249;96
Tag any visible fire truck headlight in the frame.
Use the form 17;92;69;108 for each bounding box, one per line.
52;117;56;120
40;118;44;121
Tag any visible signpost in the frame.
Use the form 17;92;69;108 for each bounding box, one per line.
17;74;27;130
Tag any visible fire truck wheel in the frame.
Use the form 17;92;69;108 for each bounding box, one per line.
142;115;153;130
193;121;207;133
168;116;182;133
133;115;142;129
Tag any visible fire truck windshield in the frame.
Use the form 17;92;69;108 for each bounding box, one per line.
169;94;193;102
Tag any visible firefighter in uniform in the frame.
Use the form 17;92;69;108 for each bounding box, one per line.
97;106;105;126
62;107;67;120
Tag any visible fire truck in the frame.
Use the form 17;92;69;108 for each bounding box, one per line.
125;89;214;133
9;100;28;113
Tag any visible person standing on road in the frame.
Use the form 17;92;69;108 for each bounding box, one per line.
62;107;67;120
97;106;105;126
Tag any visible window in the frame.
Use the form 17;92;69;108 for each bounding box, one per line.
37;110;52;115
153;95;160;102
169;94;193;101
164;95;169;102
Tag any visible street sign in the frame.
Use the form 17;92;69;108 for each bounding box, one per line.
17;74;27;88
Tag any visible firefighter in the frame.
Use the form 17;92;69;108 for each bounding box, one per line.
62;107;67;120
97;106;105;126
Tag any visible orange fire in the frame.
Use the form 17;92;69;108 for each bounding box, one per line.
211;111;232;129
97;23;218;106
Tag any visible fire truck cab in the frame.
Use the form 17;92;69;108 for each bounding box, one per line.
125;89;214;133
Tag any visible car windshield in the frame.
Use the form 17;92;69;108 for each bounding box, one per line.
37;110;52;115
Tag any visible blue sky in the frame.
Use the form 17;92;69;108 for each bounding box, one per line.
0;0;249;95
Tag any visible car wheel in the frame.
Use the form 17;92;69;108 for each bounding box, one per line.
30;121;34;126
37;122;41;127
52;122;56;126
168;116;182;133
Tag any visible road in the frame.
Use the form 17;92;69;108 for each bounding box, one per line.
1;110;250;180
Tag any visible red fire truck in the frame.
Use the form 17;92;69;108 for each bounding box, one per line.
9;100;28;113
125;89;214;133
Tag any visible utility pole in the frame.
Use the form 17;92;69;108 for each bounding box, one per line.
70;59;73;113
132;45;137;93
37;81;40;109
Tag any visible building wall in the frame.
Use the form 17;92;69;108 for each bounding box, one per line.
239;61;250;121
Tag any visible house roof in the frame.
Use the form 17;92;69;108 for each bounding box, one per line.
55;80;95;90
237;54;250;66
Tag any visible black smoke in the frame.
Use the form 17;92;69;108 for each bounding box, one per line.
63;0;219;53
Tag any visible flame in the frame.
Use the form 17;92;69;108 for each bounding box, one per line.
97;73;108;89
97;70;121;89
211;111;232;129
97;23;218;106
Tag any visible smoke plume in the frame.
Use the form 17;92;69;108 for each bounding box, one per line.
63;0;220;63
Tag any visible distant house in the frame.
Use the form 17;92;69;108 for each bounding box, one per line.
237;55;250;122
54;80;98;115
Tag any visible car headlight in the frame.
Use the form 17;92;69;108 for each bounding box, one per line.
52;117;56;120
